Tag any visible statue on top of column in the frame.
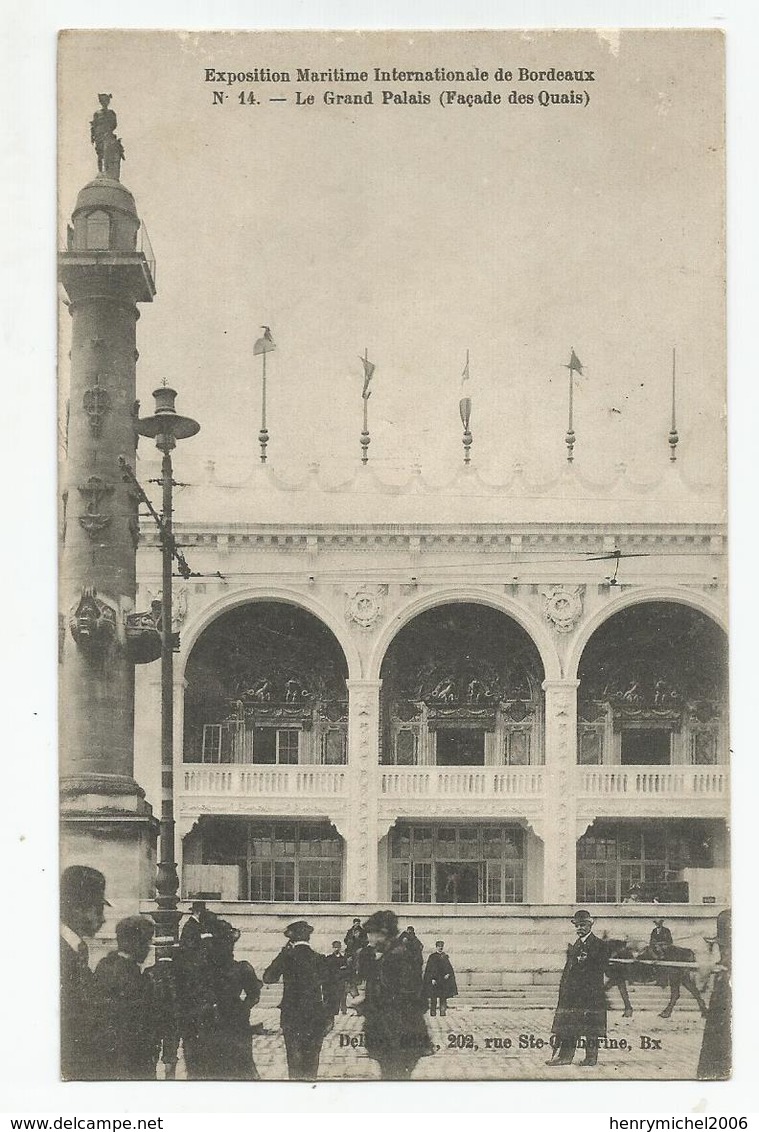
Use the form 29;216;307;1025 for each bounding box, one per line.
90;94;125;180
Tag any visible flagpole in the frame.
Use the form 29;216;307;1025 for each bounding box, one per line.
565;351;576;463
460;348;472;465
361;346;370;465
668;346;679;462
254;326;275;463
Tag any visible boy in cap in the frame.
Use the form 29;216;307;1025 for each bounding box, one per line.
423;940;458;1017
263;920;331;1080
92;916;158;1080
60;865;109;1080
323;940;350;1016
547;910;607;1068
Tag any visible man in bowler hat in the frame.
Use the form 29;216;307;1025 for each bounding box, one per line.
262;920;331;1080
547;910;608;1068
60;865;109;1079
92;916;158;1080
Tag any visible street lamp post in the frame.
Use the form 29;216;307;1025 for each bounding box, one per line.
135;387;199;955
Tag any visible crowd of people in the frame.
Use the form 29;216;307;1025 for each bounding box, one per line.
60;865;730;1082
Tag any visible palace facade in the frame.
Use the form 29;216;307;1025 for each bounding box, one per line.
132;457;729;941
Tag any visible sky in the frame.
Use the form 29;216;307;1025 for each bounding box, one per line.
58;28;726;486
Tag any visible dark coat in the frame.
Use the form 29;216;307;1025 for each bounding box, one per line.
263;943;331;1039
344;924;369;957
399;932;424;974
92;952;159;1080
551;931;608;1040
423;951;458;999
60;936;96;1080
650;925;674;948
185;959;261;1081
363;939;431;1070
323;952;349;1011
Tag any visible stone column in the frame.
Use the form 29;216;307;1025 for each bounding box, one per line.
542;679;580;904
344;679;382;901
59;158;157;911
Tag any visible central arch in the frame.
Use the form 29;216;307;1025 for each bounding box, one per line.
368;587;561;683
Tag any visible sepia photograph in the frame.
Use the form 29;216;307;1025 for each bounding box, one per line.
56;27;730;1085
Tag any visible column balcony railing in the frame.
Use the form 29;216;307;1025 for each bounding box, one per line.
182;765;349;797
576;764;729;798
379;766;545;798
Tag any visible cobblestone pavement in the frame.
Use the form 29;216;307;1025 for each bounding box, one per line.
164;992;706;1082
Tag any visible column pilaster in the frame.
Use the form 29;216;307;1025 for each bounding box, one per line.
542;678;579;903
345;679;382;901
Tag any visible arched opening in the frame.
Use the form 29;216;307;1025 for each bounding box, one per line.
183;601;349;767
379;602;545;768
576;602;729;906
577;602;728;769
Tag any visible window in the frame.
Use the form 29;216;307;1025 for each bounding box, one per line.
435;729;485;766
506;729;530;766
250;727;300;764
577;823;716;903
578;729;603;765
621;727;671;766
692;731;718;765
276;729;300;764
394;730;417;765
323;728;347;765
201;723;236;763
245;821;341;902
202;724;222;763
389;824;524;903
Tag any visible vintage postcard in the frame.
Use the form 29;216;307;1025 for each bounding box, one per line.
57;28;728;1083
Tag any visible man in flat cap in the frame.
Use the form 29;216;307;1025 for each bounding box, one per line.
344;916;369;996
60;865;109;1079
92;916;158;1080
547;910;607;1068
323;940;350;1017
361;910;433;1080
262;920;331;1080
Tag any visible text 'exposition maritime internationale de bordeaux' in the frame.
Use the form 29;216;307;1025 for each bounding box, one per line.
202;64;598;109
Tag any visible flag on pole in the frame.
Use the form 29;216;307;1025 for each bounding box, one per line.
254;326;276;355
461;349;470;386
565;348;583;376
361;355;376;399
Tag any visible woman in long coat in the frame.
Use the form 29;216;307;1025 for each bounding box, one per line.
548;910;607;1067
361;910;434;1080
184;920;262;1080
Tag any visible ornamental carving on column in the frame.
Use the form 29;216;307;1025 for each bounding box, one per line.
82;375;112;438
352;691;373;889
69;587;118;651
77;475;114;537
345;585;385;630
550;690;574;896
541;586;584;633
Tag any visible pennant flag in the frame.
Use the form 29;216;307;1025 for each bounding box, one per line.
361;355;376;399
461;349;470;386
254;326;276;355
565;348;583;376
